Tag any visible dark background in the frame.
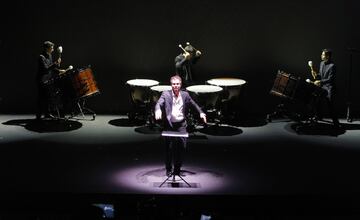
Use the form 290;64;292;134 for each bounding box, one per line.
1;0;360;117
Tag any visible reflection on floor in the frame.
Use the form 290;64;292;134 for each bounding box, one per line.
0;114;360;219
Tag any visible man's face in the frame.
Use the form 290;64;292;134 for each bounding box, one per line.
46;46;54;54
171;78;181;94
321;51;329;61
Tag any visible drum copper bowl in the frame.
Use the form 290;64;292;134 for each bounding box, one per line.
126;79;159;105
206;77;246;101
186;85;223;110
150;85;172;104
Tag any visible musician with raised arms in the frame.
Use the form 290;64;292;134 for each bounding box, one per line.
175;42;202;87
36;40;71;120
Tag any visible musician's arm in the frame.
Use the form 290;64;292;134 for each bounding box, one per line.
175;54;188;69
320;65;336;85
40;55;58;71
311;69;317;80
56;68;66;75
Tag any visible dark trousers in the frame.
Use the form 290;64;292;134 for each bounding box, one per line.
317;90;339;125
163;120;187;173
36;83;64;119
36;84;50;119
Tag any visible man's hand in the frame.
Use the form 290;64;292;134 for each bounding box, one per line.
184;51;191;60
200;113;207;124
58;69;66;75
195;50;202;57
55;58;62;66
314;80;321;86
155;110;162;120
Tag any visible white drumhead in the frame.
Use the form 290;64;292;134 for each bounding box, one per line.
150;85;172;92
126;79;159;87
207;78;246;86
186;85;223;93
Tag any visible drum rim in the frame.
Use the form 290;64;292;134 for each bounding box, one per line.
126;79;159;87
206;78;246;86
150;85;172;92
78;90;100;99
186;84;223;93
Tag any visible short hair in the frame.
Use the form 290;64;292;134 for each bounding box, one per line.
43;41;54;49
170;75;182;83
184;45;195;53
322;48;332;58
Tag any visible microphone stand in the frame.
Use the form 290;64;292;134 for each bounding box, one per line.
346;48;360;122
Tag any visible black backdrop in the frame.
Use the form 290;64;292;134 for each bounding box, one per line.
1;0;359;117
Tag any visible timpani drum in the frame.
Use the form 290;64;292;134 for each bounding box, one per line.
186;85;223;111
126;79;159;105
206;77;247;102
150;85;172;104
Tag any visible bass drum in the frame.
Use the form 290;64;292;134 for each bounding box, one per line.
270;71;299;100
270;71;326;106
270;71;327;118
70;67;100;99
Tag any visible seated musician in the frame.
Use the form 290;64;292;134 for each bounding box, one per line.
308;49;340;127
36;41;67;120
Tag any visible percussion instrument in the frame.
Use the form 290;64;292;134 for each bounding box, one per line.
150;85;172;104
270;71;324;101
126;79;159;105
70;67;100;99
206;77;246;102
270;72;299;100
186;85;223;110
270;71;327;109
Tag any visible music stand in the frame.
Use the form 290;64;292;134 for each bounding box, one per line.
158;131;192;188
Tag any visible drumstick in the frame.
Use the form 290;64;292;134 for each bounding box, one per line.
57;46;63;58
179;44;187;53
308;61;316;80
186;42;198;51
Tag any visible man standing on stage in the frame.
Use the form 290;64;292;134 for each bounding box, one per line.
155;75;206;176
36;41;66;120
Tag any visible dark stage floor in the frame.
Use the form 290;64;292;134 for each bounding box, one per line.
1;114;360;219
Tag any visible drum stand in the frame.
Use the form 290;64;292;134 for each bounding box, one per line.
266;101;303;122
45;86;67;121
68;98;96;121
